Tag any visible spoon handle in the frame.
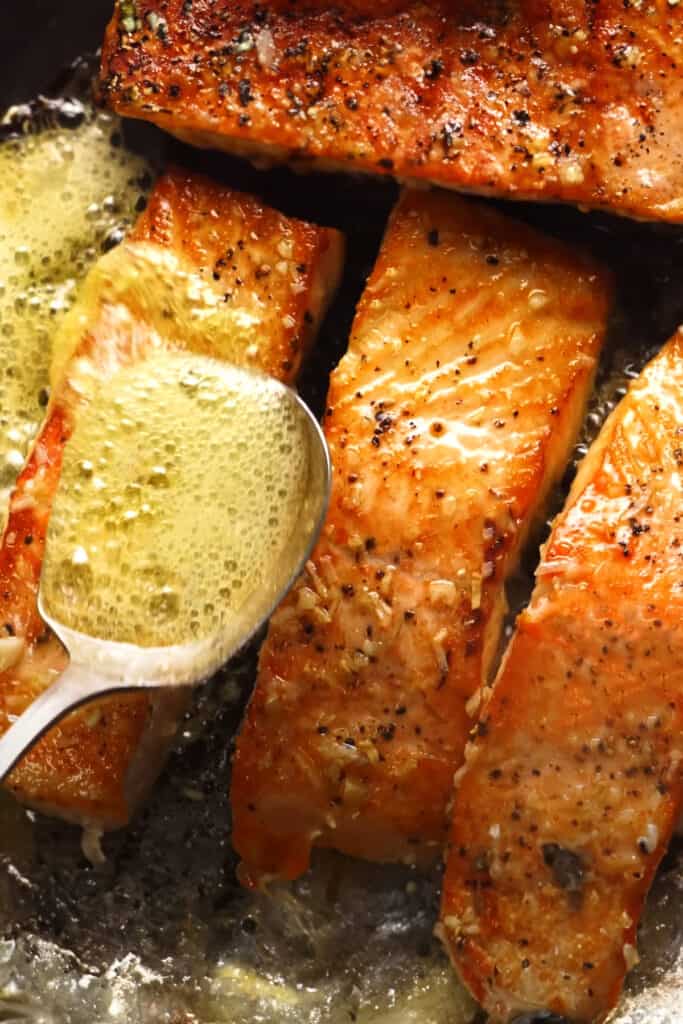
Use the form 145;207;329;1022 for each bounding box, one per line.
0;664;135;782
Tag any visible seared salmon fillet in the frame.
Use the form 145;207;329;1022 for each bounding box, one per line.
100;0;683;223
0;167;343;828
440;330;683;1022
230;189;611;885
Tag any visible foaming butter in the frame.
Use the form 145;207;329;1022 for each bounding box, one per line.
0;110;150;523
40;349;311;648
50;240;273;397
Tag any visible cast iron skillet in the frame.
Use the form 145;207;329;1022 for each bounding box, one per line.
0;4;682;1024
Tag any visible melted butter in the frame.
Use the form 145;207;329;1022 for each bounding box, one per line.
41;349;309;648
51;240;270;397
0;110;150;524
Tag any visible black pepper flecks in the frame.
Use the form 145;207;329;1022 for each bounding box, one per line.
238;79;254;107
424;59;444;80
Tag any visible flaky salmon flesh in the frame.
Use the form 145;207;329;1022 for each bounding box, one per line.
0;168;343;828
100;0;683;223
230;188;612;886
440;329;683;1022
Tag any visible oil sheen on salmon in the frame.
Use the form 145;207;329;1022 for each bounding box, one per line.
40;349;309;648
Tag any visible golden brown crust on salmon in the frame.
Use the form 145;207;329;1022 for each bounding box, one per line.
0;167;343;828
100;0;683;223
130;168;343;380
230;188;612;885
440;330;683;1023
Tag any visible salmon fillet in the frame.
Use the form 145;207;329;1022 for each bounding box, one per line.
230;189;612;886
99;0;683;223
440;329;683;1022
0;167;343;828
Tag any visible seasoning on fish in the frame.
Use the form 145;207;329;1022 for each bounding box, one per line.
440;330;683;1023
230;188;612;886
100;0;683;223
0;167;343;828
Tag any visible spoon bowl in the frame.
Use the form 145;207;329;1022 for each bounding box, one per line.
0;382;330;782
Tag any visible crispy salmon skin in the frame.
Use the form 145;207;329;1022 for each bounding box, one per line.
100;0;683;223
230;189;612;886
0;168;343;828
440;330;683;1022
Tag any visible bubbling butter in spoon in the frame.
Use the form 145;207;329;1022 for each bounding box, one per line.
0;346;329;781
41;348;320;652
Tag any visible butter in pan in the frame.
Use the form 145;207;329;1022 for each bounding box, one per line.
0;106;151;532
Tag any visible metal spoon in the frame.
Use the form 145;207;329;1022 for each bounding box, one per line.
0;386;330;782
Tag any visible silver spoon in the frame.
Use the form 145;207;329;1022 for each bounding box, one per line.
0;385;330;782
